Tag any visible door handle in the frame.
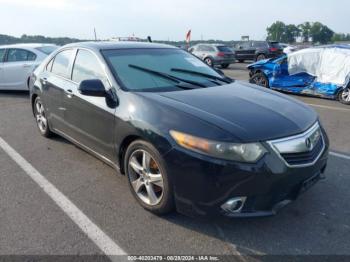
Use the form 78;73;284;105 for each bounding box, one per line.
23;64;32;68
41;77;48;85
65;89;74;98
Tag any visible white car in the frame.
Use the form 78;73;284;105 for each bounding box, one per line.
279;43;298;54
0;43;58;90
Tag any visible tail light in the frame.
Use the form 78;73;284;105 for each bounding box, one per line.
217;52;225;57
269;47;278;52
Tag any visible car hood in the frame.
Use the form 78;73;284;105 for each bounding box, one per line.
151;82;317;142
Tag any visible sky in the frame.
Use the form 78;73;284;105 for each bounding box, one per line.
0;0;348;41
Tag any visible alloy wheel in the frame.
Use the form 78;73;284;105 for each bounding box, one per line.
35;100;48;133
205;58;212;66
341;88;350;102
128;149;164;206
252;75;268;87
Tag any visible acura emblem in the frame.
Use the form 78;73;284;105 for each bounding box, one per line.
305;138;312;150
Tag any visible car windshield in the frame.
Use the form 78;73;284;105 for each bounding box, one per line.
102;48;225;92
35;46;58;55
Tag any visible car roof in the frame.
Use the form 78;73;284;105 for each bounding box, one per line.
0;43;58;49
63;41;177;51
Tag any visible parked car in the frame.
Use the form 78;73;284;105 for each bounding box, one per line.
248;45;350;105
0;43;58;91
234;41;284;62
279;43;298;54
188;44;235;68
30;42;328;217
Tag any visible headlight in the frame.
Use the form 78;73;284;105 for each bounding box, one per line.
170;130;267;163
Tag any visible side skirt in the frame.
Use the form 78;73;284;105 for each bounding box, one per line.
52;128;121;173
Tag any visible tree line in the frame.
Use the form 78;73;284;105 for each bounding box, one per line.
0;34;84;46
266;21;347;44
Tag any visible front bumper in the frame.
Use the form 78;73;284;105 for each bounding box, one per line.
164;127;329;218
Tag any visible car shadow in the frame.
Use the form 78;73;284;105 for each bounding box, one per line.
0;90;29;99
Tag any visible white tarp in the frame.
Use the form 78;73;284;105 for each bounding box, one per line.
288;46;350;86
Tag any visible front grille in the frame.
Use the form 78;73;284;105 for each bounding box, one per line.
281;137;324;166
267;122;326;167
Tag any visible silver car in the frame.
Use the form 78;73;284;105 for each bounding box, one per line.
0;43;58;90
189;44;235;68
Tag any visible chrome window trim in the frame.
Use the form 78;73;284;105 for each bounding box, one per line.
267;122;325;168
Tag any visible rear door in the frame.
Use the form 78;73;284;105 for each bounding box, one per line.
2;48;37;90
270;57;315;89
64;49;116;160
42;49;76;132
0;49;5;87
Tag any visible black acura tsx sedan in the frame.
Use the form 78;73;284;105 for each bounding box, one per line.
30;42;329;218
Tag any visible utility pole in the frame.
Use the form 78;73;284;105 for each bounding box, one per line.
94;28;97;41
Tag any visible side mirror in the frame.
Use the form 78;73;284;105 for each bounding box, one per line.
78;79;106;97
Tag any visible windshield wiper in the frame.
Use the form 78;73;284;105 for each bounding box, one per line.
170;68;233;84
128;64;207;89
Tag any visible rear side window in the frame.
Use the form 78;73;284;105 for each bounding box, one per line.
7;49;37;62
217;46;232;52
203;46;215;52
72;49;106;83
51;49;74;79
0;49;5;62
196;45;205;51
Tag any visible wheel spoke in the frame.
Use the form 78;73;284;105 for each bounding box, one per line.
36;102;41;114
142;151;151;172
41;117;47;127
145;184;158;205
149;173;163;188
131;177;144;193
129;157;143;174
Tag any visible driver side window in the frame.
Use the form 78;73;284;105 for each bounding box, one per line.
72;49;106;83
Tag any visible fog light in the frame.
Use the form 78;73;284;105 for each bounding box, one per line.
221;197;247;213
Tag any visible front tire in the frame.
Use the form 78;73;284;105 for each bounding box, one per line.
34;96;53;138
250;72;269;88
338;87;350;105
221;63;230;69
124;140;175;215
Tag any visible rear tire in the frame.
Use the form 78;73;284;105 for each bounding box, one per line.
33;96;53;138
250;72;269;88
238;59;245;63
204;57;214;67
221;64;230;69
124;140;175;215
338;87;350;105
